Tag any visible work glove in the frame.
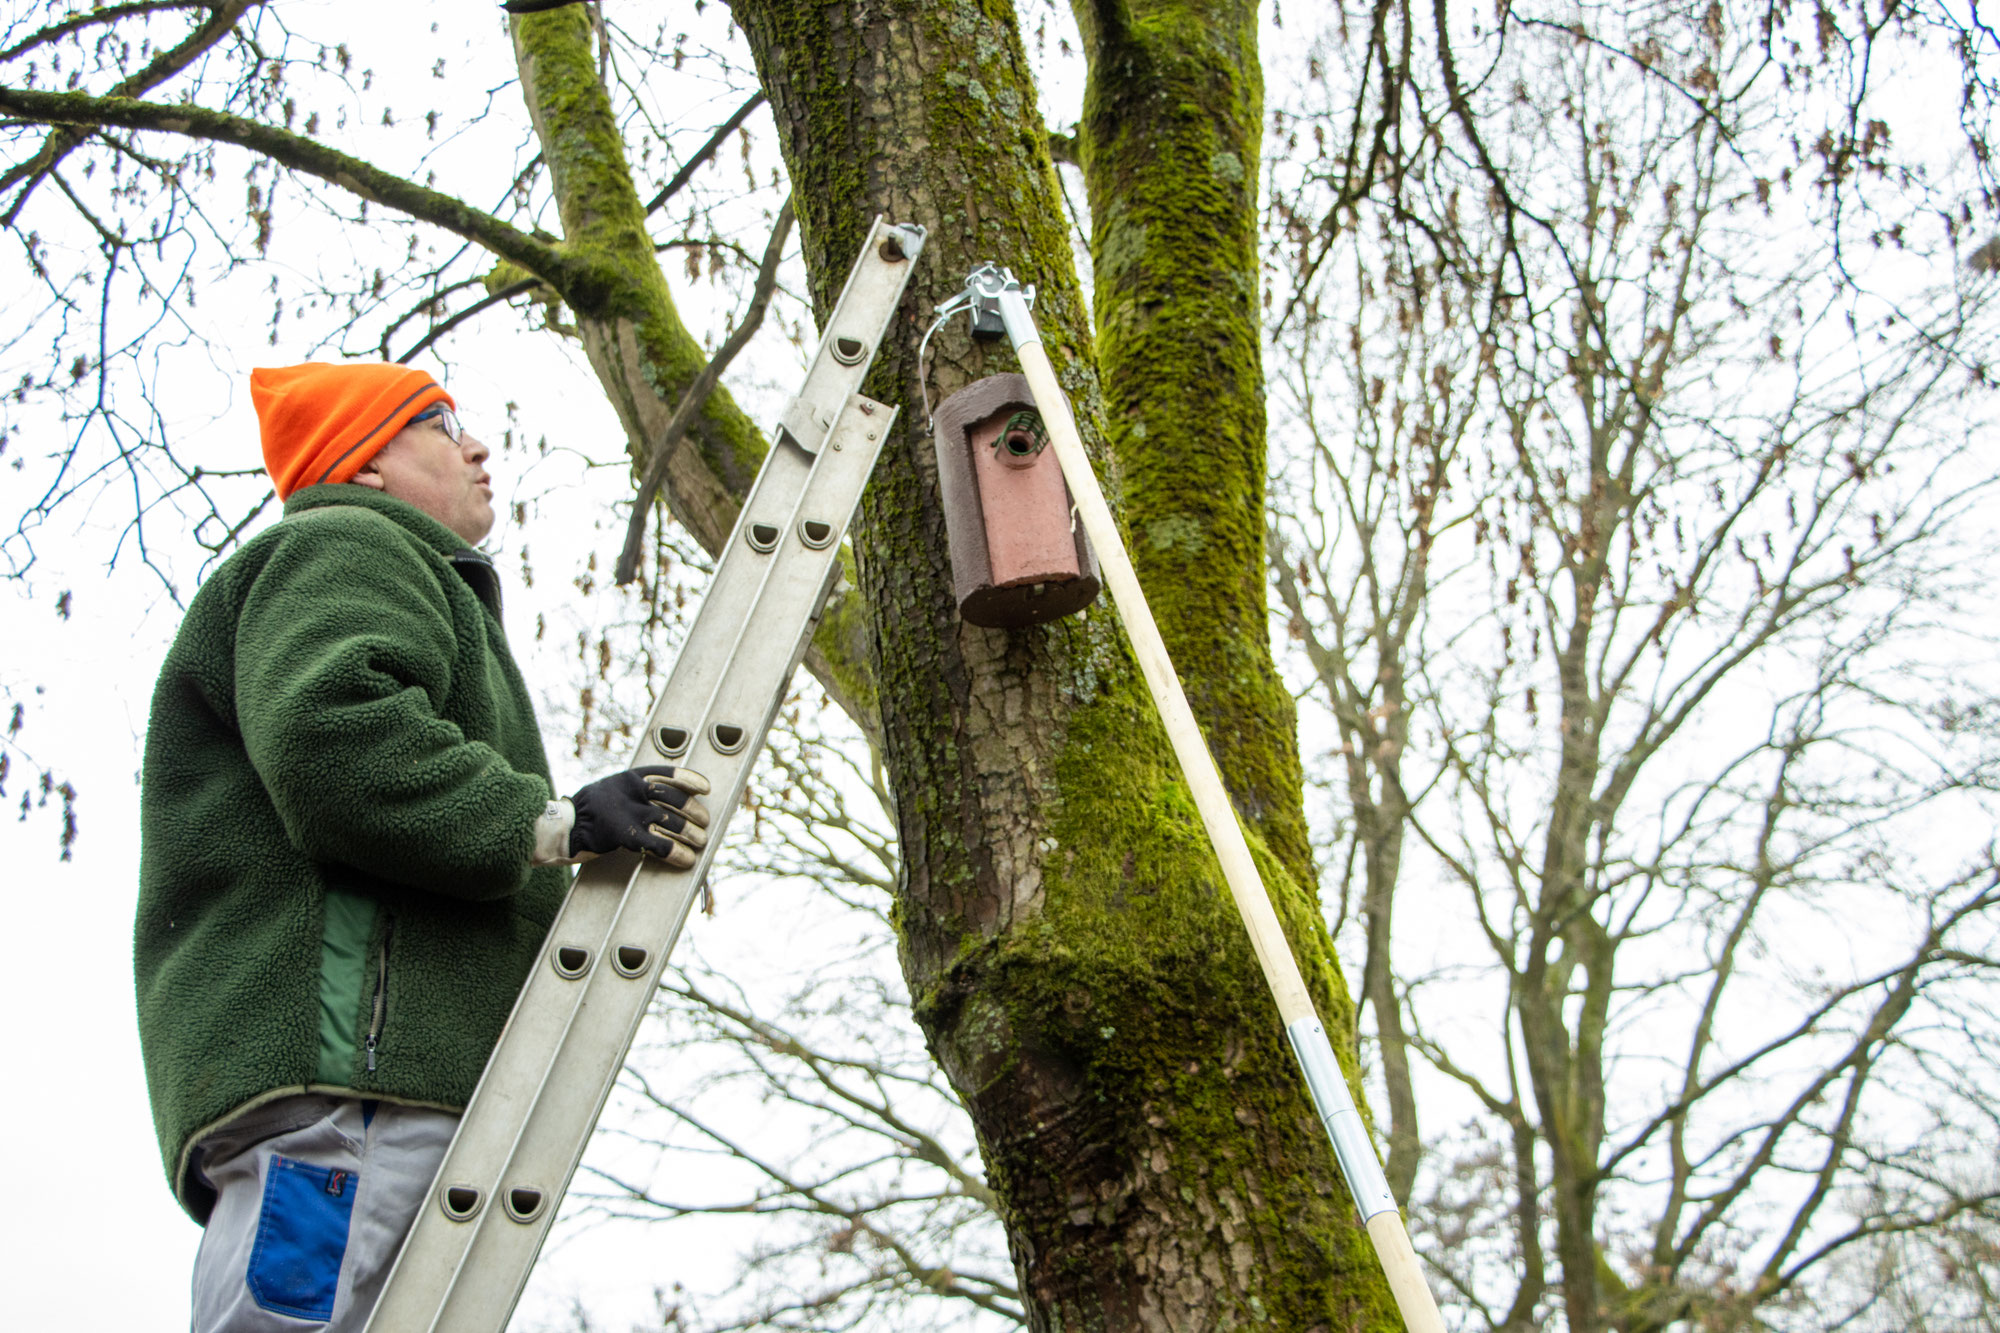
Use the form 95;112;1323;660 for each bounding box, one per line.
532;766;712;870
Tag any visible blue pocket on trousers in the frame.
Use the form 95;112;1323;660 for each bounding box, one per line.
246;1154;358;1321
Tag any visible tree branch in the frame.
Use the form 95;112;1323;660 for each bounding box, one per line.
0;84;590;293
614;194;791;585
611;1068;1020;1319
0;0;213;66
0;0;258;224
642;90;765;217
394;279;541;364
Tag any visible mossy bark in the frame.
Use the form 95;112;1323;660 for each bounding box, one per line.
510;7;766;557
509;6;887;727
730;0;1400;1326
1072;0;1313;896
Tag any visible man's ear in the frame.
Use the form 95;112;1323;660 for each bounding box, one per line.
351;458;386;491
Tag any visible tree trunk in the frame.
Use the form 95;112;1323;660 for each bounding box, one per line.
1518;440;1619;1333
729;1;1401;1327
509;6;880;724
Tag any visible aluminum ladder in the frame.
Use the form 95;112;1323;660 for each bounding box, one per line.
366;216;927;1333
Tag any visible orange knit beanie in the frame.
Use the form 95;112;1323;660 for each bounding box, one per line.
250;362;454;500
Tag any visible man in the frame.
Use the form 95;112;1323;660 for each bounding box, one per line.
136;361;709;1331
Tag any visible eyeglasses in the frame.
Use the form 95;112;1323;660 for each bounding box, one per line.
411;402;464;444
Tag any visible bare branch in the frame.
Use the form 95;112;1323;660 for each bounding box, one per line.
643;91;766;217
0;84;585;291
614;195;792;585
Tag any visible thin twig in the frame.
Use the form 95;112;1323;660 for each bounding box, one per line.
614;195;792;585
0;0;257;226
643;91;766;217
395;278;540;364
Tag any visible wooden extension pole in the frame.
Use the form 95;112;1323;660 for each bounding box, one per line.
987;278;1445;1333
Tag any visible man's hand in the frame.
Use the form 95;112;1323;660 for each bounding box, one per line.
532;766;712;870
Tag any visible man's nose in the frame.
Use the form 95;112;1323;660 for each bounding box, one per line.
462;433;490;465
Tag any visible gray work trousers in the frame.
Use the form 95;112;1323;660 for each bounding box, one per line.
188;1095;459;1332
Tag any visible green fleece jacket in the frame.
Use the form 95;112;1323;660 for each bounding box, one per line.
136;484;568;1221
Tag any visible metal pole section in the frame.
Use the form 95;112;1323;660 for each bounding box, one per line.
986;278;1446;1333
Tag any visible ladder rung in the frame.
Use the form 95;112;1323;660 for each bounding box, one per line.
365;217;926;1333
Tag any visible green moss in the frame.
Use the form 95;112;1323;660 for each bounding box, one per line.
511;8;767;493
810;549;879;721
511;10;655;289
897;662;1390;1324
481;258;536;295
1147;513;1207;558
1077;0;1315;897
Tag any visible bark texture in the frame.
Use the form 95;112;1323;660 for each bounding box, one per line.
512;7;766;559
1073;0;1313;893
729;1;1400;1327
509;7;880;725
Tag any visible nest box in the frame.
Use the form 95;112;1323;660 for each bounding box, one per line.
931;373;1101;629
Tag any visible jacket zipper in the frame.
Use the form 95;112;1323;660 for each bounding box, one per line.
364;917;394;1073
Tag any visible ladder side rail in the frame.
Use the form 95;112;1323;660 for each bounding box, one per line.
372;435;831;1329
367;216;922;1332
649;439;823;781
775;222;916;452
426;862;666;1314
424;399;897;1331
469;433;842;1203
